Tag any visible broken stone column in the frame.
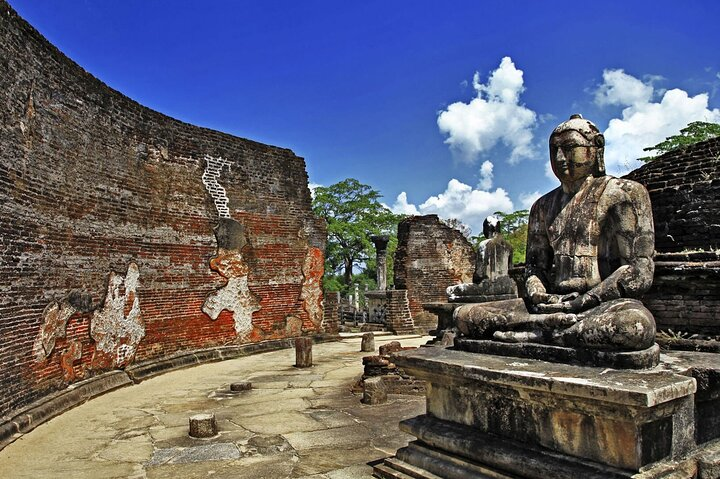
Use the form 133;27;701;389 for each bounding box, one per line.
370;234;390;291
230;381;252;392
362;376;387;405
295;337;313;368
361;332;375;352
189;413;217;438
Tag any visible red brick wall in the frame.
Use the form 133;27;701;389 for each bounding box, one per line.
0;1;325;418
393;215;475;317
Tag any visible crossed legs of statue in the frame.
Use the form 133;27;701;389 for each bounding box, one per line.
454;298;655;351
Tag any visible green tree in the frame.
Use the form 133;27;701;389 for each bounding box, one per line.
312;178;401;291
640;121;720;162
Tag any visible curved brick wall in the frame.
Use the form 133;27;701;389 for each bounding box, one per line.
0;2;326;419
624;137;720;252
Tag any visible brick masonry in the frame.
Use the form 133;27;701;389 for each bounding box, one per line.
624;137;720;252
623;137;720;334
393;215;474;319
0;1;326;419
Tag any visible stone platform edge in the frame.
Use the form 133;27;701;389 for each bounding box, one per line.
0;334;339;450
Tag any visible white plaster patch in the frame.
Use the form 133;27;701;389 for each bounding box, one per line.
33;300;77;361
90;263;145;367
202;155;232;218
203;276;260;336
202;251;261;337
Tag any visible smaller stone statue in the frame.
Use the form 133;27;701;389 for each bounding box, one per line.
446;215;518;303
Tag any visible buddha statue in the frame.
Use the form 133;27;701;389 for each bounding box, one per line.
446;215;518;303
455;115;656;352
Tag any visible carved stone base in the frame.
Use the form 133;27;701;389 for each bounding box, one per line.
375;347;699;478
454;338;661;369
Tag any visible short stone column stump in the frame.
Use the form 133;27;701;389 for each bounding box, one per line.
189;413;218;438
230;381;252;392
362;376;387;405
361;332;375;352
295;337;313;368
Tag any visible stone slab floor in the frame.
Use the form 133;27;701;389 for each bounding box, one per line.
0;335;430;479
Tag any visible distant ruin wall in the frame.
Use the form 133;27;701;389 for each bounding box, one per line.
0;1;326;419
393;215;474;318
624;137;720;252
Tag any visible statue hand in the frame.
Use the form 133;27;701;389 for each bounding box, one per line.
530;292;562;305
535;292;600;314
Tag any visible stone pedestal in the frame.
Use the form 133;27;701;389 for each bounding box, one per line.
294;337;312;368
375;347;698;478
422;302;462;339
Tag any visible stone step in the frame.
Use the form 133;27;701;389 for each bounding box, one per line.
384;457;444;478
373;462;419;479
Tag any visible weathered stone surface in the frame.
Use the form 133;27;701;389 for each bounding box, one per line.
447;215;518;303
230;381;252;392
386;346;698;475
361;332;375;352
453;116;658;359
188;413;217;438
454;337;661;369
362;377;387;405
295;337;313;368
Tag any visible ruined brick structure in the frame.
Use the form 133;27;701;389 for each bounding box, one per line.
0;1;326;421
393;215;474;321
624;138;720;335
624;137;720;252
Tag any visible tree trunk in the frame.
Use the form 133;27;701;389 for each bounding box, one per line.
343;257;353;287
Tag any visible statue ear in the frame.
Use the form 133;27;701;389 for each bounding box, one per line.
594;135;605;147
594;149;606;177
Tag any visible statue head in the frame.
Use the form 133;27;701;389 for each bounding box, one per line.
482;215;501;239
549;114;605;188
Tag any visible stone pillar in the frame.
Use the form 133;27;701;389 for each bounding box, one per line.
295;337;313;368
370;234;390;291
361;332;375;352
189;413;217;438
353;284;360;310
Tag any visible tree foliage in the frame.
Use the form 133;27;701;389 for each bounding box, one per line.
640;121;720;162
312;178;401;292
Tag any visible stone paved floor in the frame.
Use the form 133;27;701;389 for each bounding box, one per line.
0;335;430;479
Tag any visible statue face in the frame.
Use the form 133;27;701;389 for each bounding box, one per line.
549;130;597;184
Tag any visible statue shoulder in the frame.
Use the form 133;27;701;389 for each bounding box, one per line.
602;176;651;205
530;186;562;213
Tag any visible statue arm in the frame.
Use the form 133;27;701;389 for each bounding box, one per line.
588;180;655;301
524;200;555;304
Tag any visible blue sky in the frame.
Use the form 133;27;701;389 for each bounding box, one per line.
10;1;720;235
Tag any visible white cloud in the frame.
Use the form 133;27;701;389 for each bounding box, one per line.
437;57;538;164
308;182;322;199
390;179;514;235
519;191;541;210
594;69;653;107
595;69;720;174
478;160;494;190
390;192;420;215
